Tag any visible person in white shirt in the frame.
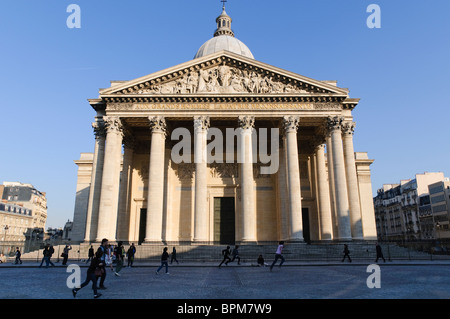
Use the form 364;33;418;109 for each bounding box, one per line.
270;241;285;272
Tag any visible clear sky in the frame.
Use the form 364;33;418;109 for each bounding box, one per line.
0;0;449;229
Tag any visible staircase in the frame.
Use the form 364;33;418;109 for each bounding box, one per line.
15;241;442;263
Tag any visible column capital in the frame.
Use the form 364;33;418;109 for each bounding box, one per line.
92;118;106;139
342;121;356;136
238;115;255;130
193;115;210;132
282;115;300;133
148;116;167;134
326;116;344;133
103;116;123;135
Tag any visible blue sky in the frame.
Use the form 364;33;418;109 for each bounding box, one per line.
0;0;449;229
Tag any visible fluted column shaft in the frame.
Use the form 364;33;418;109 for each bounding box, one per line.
145;116;166;243
96;116;123;242
283;116;303;241
327;116;352;240
239;116;256;242
342;122;364;239
193;116;210;242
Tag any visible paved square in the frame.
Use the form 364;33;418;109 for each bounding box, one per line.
1;261;450;300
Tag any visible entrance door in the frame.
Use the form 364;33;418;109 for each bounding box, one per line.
302;207;310;243
138;208;147;245
214;197;235;245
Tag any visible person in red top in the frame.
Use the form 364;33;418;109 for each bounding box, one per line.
270;241;285;272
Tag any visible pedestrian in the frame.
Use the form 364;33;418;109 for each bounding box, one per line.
0;253;6;264
72;250;104;299
48;245;55;265
156;247;170;275
96;238;109;290
39;244;55;268
375;242;386;263
218;246;231;267
86;245;94;264
170;247;179;264
127;243;136;267
61;245;72;266
257;255;268;267
106;244;115;272
14;247;22;264
230;245;241;265
341;244;352;262
114;241;125;277
270;241;285;272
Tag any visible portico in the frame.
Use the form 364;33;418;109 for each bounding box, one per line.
71;5;377;245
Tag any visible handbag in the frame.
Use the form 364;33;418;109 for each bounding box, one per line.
94;267;104;277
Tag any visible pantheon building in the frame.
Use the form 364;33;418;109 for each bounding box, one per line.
71;5;377;245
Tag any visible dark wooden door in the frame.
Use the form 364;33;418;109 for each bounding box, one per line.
214;197;235;245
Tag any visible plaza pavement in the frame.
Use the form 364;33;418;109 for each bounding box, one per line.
1;259;450;300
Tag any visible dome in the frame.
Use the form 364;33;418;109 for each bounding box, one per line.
194;5;254;60
194;35;254;59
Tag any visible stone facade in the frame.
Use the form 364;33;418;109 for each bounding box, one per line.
71;6;377;245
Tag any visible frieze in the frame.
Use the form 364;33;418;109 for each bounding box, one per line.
106;102;341;111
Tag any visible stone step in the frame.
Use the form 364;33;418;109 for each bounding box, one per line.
14;242;440;262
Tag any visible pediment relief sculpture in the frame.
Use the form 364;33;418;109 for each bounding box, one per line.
130;64;310;95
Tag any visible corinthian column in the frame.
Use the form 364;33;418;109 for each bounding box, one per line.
342;121;364;239
238;115;256;243
283;115;303;241
96;116;123;242
116;131;135;242
193;116;210;242
144;116;166;243
84;117;106;242
327;116;351;240
315;143;333;240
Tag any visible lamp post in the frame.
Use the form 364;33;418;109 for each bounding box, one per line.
436;222;442;249
3;225;9;242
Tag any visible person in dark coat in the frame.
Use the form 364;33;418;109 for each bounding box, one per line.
156;247;170;274
72;250;104;298
14;247;22;264
170;247;179;265
127;243;136;267
341;244;352;262
230;245;241;265
375;242;386;263
86;245;94;263
218;246;231;268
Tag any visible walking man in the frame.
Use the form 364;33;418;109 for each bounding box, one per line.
127;243;136;267
62;244;72;266
341;244;352;262
375;242;386;263
270;241;285;272
170;247;179;265
14;247;22;264
86;245;94;264
114;241;125;276
156;247;170;275
39;244;55;268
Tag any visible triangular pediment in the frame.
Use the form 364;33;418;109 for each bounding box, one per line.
99;51;349;98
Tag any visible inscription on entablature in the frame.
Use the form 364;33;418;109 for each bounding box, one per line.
106;102;341;111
